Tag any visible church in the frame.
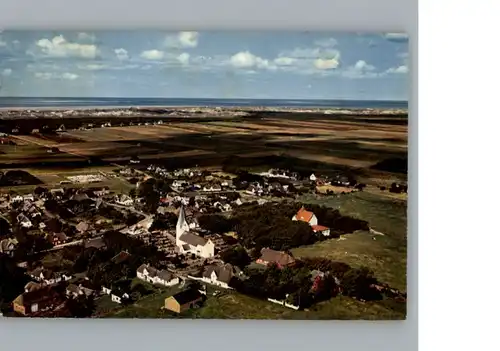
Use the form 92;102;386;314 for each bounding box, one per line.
176;206;215;259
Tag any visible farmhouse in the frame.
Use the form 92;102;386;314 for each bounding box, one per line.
292;207;318;226
256;248;296;269
0;238;18;257
164;288;205;314
12;285;65;316
292;207;330;236
136;264;180;287
176;206;214;258
66;284;96;299
199;263;239;289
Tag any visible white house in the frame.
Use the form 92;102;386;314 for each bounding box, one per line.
136;264;180;287
292;207;330;236
176;206;215;258
309;173;317;181
102;286;112;295
111;291;129;304
11;195;23;203
292;206;318;226
17;214;32;228
199;264;239;289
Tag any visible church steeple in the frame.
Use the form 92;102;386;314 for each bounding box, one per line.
176;205;190;245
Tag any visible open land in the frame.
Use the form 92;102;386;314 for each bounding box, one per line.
0;106;408;320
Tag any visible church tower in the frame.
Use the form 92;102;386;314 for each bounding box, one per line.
176;205;190;246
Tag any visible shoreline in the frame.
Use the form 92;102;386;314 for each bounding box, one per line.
0;105;408;118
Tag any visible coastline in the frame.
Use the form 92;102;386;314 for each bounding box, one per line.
0;105;408;119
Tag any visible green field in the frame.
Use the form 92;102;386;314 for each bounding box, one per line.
293;191;407;292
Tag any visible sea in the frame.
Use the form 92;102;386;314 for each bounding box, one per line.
0;97;408;110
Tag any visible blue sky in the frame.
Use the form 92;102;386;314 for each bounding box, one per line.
0;30;409;100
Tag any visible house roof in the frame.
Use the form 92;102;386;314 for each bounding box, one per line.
170;288;203;305
112;251;131;264
24;281;42;292
259;248;295;267
76;221;89;232
311;225;329;232
0;238;18;252
84;237;106;250
203;264;235;284
157;270;174;281
294;207;315;223
179;232;208;247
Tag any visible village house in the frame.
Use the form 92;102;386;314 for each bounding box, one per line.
198;263;240;289
10;195;23;203
309;173;317;182
24;281;42;293
0;238;18;257
136;264;180;287
115;194;134;206
16;213;32;228
76;221;90;234
46;232;69;246
12;285;65;316
292;207;330;236
110;288;130;304
164;288;205;314
246;184;263;196
66;284;96;299
29;268;72;285
256;248;296;269
292;206;318;226
176;206;215;258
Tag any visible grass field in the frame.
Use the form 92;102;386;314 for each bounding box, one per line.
293;191;407;292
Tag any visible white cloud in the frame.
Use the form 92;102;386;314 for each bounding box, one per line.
230;51;271;69
353;60;375;72
77;63;107;71
114;48;129;61
384;33;409;42
0;40;6;47
177;52;190;65
35;35;98;59
178;32;198;48
62;72;79;80
34;72;79;80
314;57;340;70
386;65;408;74
140;49;164;60
34;72;53;80
314;38;338;47
274;57;296;66
165;31;199;48
1;68;12;76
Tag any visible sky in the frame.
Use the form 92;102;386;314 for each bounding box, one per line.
0;30;409;101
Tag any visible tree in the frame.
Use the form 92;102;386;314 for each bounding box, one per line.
66;295;96;318
341;267;381;301
220;246;251;269
0;217;10;237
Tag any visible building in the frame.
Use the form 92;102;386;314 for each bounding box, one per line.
292;207;318;226
256;248;296;269
29;268;72;285
0;238;18;257
12;285;65;316
66;284;96;299
136;264;180;287
311;225;330;237
46;233;68;246
24;281;42;293
309;173;317;181
164;288;205;314
199;263;239;289
292;207;330;236
176;206;215;258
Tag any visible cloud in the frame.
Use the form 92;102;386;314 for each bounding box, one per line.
274;57;296;66
0;39;6;47
384;33;409;42
77;64;107;71
230;51;271;69
114;48;129;60
140;49;164;60
177;53;190;65
1;68;12;76
386;65;409;74
353;60;375;72
34;72;79;80
314;58;340;70
35;35;98;59
62;72;79;80
314;38;338;47
165;31;199;49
